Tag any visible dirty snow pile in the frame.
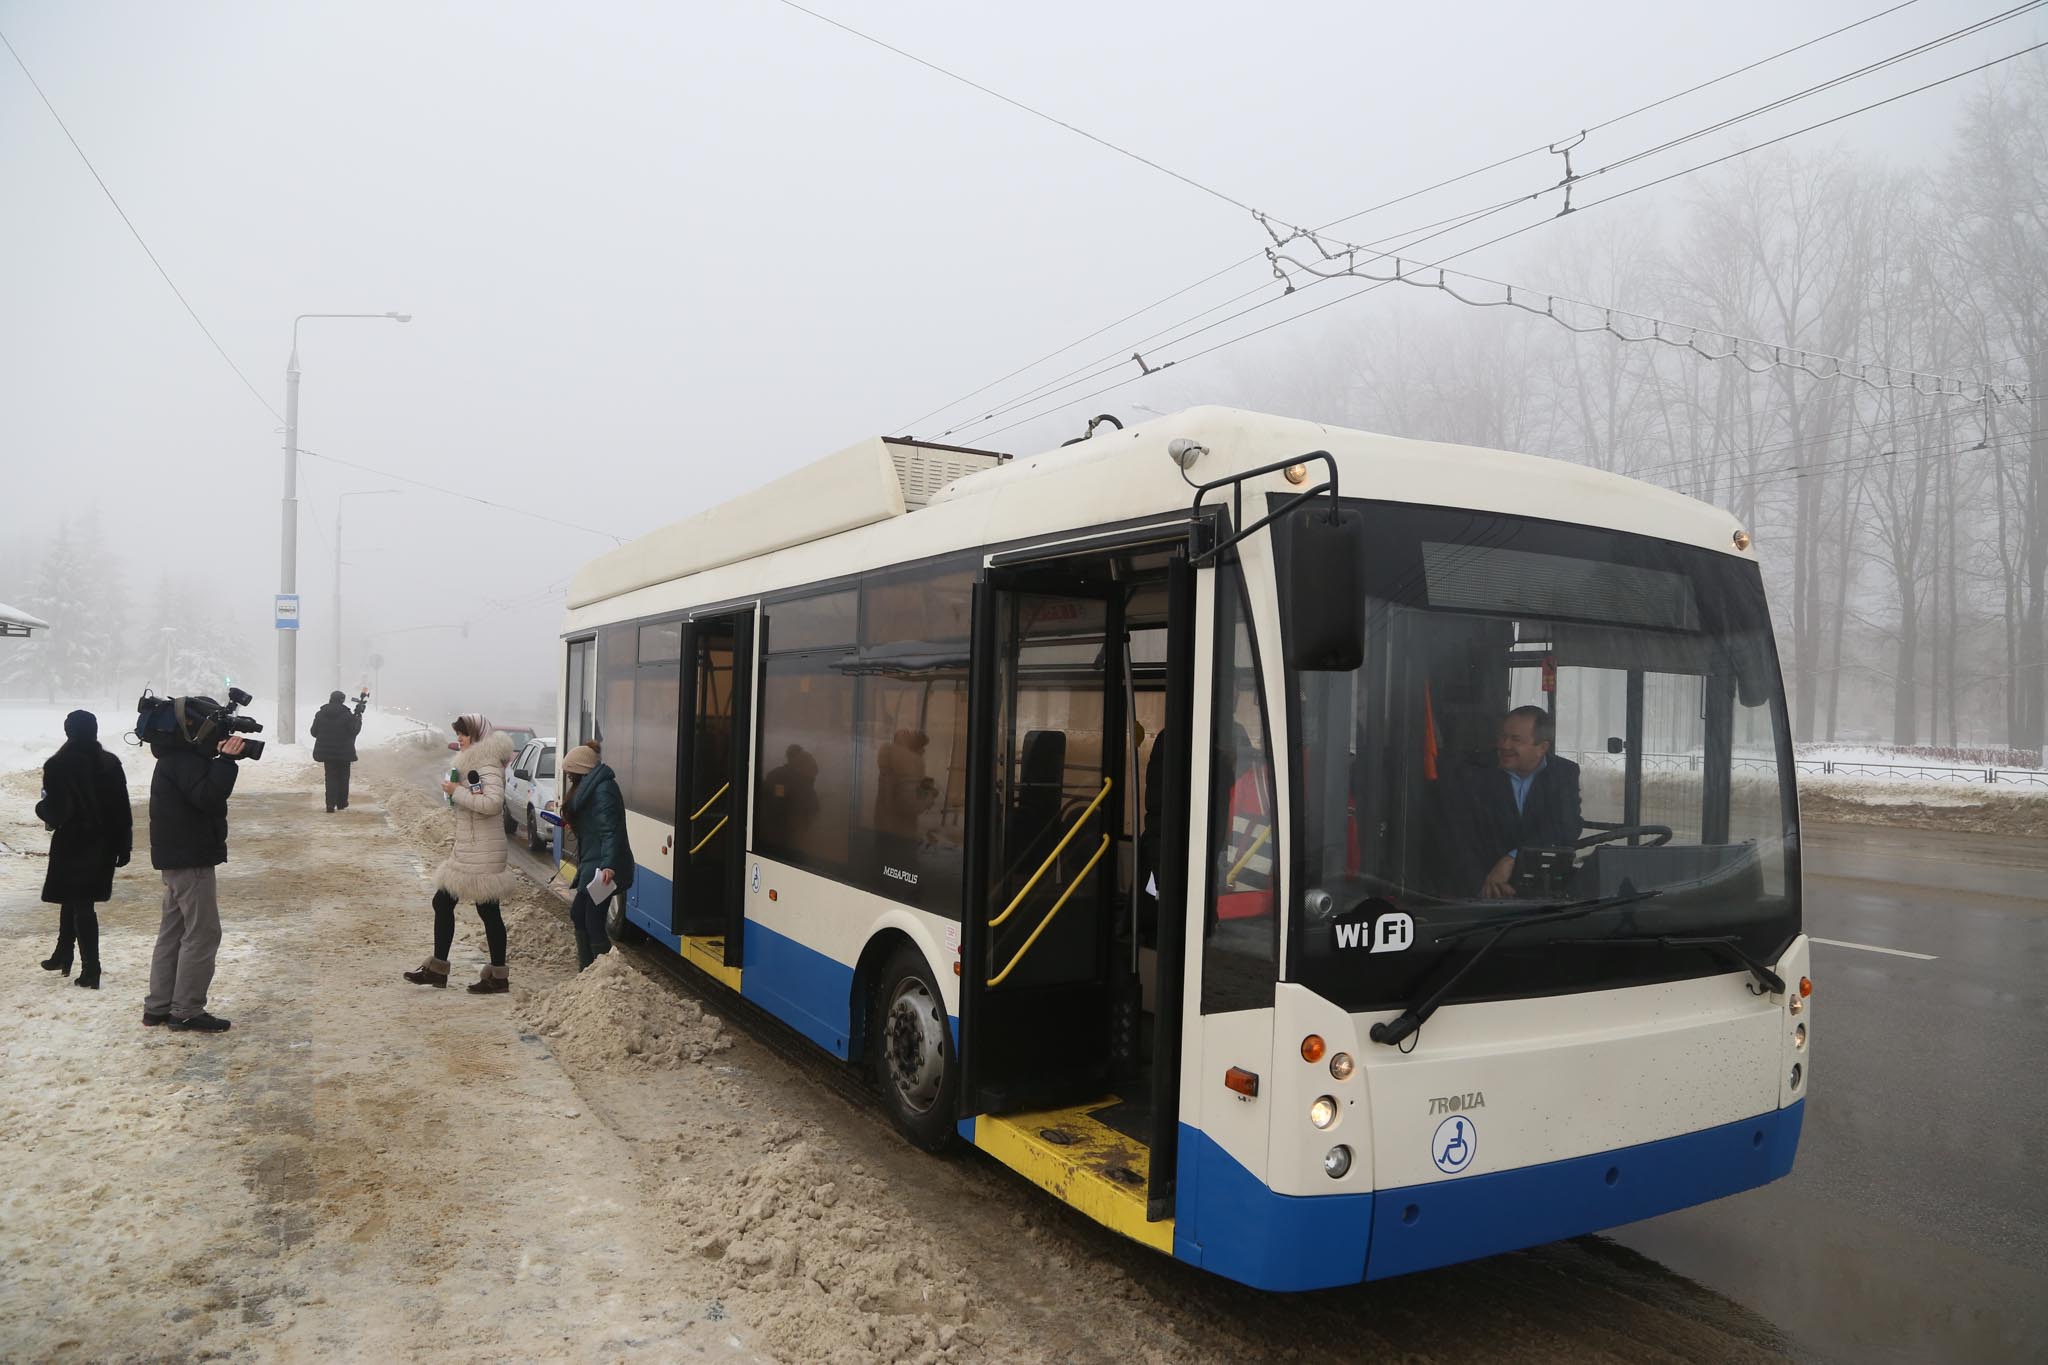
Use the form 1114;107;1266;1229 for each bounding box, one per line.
664;1128;985;1365
519;950;732;1070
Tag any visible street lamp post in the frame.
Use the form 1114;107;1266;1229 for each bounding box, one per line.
334;489;401;694
279;311;410;743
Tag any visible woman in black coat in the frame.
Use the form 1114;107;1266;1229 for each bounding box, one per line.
34;710;133;990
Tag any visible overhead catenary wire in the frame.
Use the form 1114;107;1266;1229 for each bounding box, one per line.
900;0;1951;435
2;27;284;423
959;36;2048;443
770;0;1261;217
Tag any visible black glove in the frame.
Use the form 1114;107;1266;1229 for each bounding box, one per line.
115;850;131;867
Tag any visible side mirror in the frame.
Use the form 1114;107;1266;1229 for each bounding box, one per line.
514;768;531;781
1282;506;1367;672
1606;736;1625;755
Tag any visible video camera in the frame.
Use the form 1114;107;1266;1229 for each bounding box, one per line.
135;686;266;761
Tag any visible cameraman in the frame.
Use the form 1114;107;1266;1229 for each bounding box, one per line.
311;688;369;812
142;697;250;1033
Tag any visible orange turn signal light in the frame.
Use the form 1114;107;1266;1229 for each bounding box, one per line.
1799;976;1812;998
1225;1067;1260;1098
1300;1034;1326;1063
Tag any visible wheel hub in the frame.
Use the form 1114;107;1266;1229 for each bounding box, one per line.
884;978;945;1113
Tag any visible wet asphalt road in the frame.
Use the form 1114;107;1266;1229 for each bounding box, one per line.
1609;822;2048;1363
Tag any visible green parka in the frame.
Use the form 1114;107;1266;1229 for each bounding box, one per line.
565;762;635;893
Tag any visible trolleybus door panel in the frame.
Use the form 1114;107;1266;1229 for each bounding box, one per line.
963;575;1125;1114
674;608;755;958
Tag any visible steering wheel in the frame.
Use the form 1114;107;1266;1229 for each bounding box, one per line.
1573;824;1673;850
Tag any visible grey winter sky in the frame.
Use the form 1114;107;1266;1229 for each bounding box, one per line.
0;0;2024;725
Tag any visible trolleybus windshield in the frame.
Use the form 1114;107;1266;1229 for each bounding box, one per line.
1283;501;1799;1013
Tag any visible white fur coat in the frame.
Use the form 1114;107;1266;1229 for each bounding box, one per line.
434;731;516;904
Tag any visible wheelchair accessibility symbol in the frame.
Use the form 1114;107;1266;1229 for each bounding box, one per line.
1432;1114;1477;1175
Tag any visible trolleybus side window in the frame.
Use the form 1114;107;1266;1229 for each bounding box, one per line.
564;636;597;753
631;618;683;822
1202;572;1278;1014
597;621;637;806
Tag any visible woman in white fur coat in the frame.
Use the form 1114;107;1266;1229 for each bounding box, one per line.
404;714;516;993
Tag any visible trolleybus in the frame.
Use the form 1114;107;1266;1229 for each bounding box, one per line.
557;407;1809;1289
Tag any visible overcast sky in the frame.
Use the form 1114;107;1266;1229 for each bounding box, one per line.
0;0;2019;722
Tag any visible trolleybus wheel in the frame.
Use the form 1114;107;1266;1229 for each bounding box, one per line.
605;891;645;945
870;945;957;1151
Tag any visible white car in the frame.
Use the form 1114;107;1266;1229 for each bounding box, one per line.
503;737;558;853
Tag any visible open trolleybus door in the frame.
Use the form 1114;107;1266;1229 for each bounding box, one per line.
673;606;755;971
962;567;1126;1115
958;536;1199;1233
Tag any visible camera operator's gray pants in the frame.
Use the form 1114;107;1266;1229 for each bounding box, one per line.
145;867;222;1021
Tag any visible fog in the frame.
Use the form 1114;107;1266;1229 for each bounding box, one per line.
2;0;2037;744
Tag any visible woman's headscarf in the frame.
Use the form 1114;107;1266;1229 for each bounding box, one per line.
452;713;494;742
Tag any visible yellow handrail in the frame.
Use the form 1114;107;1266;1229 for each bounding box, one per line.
990;777;1112;929
988;835;1110;987
689;782;730;823
688;814;729;856
1225;825;1273;888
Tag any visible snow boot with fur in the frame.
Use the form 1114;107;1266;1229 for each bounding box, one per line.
466;964;509;995
403;958;450;988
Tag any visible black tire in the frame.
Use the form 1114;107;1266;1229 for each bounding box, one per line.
868;944;958;1152
526;805;546;853
605;891;646;945
503;808;517;835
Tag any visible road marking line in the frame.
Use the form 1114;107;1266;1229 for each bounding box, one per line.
1810;937;1938;961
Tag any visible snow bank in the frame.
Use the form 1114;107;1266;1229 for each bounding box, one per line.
518;951;732;1070
665;1134;983;1365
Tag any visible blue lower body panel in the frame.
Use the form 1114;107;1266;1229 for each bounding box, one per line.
622;865;682;952
1174;1125;1375;1290
1365;1101;1804;1280
740;919;856;1059
1172;1102;1803;1290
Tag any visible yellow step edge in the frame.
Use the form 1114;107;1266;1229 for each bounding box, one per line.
972;1099;1173;1254
681;935;742;991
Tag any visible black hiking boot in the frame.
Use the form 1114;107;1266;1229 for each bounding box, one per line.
143;1010;170;1026
168;1012;231;1033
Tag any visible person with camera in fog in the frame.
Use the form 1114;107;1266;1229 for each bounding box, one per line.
138;693;260;1033
311;687;369;812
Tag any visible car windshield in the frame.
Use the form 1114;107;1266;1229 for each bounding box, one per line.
1283;500;1799;1012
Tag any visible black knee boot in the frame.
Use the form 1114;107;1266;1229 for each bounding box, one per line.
73;904;101;989
41;904;75;976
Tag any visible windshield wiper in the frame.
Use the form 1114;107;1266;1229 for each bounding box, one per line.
1367;890;1662;1048
1550;932;1785;995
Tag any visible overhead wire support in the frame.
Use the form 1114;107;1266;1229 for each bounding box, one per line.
897;0;1953;435
959;32;2048;442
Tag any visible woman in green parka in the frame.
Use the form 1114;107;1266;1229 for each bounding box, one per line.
560;744;634;970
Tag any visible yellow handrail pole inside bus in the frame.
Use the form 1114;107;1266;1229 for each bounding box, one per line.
990;778;1113;929
988;834;1110;987
1225;825;1272;888
690;782;730;823
688;814;729;856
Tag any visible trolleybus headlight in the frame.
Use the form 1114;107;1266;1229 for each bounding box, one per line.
1794;1023;1807;1051
1789;1063;1803;1091
1310;1095;1339;1130
1300;1034;1326;1063
1323;1145;1353;1179
1329;1051;1355;1081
